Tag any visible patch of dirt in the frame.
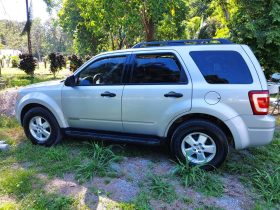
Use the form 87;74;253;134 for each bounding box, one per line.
0;195;17;204
0;88;18;117
90;177;139;202
111;157;152;183
45;173;87;198
35;155;255;210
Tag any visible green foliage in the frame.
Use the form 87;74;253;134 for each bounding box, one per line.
68;54;83;72
18;54;37;76
75;143;122;182
148;175;177;203
0;116;19;128
14;142;82;177
48;53;66;78
173;160;224;197
251;167;280;203
230;0;280;77
20;192;75;210
133;192;151;210
11;56;20;68
59;0;187;54
0;169;34;199
222;133;280;207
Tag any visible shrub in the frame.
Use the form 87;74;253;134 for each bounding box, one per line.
11;55;20;68
48;53;66;78
19;54;37;76
68;55;83;72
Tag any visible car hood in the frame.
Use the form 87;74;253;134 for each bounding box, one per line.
20;80;64;91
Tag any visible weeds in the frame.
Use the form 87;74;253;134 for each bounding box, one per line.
0;116;19;128
148;175;176;203
19;191;75;210
251;167;280;203
134;192;151;210
75;142;122;182
0;169;35;199
173;160;224;197
14;143;82;177
223;135;280;206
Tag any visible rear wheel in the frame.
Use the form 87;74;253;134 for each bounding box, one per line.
23;107;62;146
171;120;229;170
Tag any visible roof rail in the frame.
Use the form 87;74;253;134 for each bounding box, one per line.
132;39;233;48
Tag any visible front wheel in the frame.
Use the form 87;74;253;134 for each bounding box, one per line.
171;120;229;170
23;107;62;146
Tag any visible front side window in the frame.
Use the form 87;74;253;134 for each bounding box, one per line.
131;53;187;84
190;51;253;84
78;56;126;86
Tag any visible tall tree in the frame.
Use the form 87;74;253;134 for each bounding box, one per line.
58;0;187;55
230;0;280;76
22;0;33;54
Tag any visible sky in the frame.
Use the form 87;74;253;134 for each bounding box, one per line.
0;0;52;22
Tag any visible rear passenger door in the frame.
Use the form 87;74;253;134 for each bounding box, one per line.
122;50;192;136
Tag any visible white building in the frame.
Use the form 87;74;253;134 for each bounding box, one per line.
0;49;21;57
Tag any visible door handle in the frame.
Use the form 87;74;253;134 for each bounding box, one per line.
101;91;116;97
164;91;183;98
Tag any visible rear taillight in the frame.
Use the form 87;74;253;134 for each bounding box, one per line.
248;90;269;115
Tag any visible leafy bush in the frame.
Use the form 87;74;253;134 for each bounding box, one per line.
68;55;83;72
48;53;66;78
19;54;37;76
11;55;20;68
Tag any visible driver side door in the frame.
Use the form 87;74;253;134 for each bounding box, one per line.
61;54;129;132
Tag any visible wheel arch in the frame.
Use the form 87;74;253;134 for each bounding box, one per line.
166;113;234;147
20;102;67;128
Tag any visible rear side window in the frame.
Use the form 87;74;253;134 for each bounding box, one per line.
190;51;253;84
131;53;187;84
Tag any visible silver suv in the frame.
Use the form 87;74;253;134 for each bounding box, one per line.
15;39;275;169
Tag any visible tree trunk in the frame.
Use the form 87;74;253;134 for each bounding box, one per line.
25;0;32;54
140;3;155;42
220;0;230;21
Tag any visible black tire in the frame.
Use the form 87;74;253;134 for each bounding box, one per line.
23;107;62;146
170;119;229;170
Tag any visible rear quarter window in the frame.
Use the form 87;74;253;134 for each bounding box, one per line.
190;51;253;84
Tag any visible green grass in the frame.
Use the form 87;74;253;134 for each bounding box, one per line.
0;115;19;128
75;142;122;183
0;65;69;89
133;192;151;210
148;175;177;203
251;167;280;203
0;167;78;209
173;160;224;197
20;192;75;210
222;133;280;207
0;115;280;209
0;169;35;199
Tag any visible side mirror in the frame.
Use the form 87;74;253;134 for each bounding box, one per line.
64;75;76;87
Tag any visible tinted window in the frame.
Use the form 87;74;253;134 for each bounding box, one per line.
78;56;126;86
190;51;253;84
131;54;186;84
